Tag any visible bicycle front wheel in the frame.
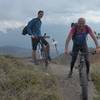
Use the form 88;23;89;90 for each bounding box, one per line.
41;49;48;68
82;85;88;100
79;63;88;100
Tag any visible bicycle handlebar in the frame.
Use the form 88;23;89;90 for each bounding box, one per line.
31;35;50;39
38;36;50;38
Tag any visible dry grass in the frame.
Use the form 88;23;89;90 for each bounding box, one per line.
0;55;60;100
91;63;100;100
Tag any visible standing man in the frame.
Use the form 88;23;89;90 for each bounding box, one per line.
27;10;50;64
65;18;100;78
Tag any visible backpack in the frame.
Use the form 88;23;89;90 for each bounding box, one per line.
22;26;28;35
22;18;38;36
72;25;89;45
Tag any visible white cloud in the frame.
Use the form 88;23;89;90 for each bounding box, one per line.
0;20;24;33
84;11;100;23
43;10;100;25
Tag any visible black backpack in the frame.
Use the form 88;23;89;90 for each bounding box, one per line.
22;26;28;35
22;18;38;35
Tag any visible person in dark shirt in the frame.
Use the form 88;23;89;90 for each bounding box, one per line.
27;10;51;64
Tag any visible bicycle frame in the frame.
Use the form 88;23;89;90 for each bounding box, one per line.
36;36;50;67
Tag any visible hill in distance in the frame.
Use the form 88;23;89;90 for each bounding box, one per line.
0;46;32;57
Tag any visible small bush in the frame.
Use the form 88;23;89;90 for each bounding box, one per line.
91;64;100;100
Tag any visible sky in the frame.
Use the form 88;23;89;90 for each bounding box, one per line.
0;0;100;30
0;0;100;51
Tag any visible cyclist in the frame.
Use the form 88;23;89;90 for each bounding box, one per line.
27;10;51;65
65;18;100;78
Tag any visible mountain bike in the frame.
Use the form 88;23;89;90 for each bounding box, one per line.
70;51;96;100
36;35;50;68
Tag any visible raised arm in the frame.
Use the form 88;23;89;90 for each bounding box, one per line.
88;26;99;48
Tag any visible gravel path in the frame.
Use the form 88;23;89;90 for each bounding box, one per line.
49;63;95;100
23;57;95;100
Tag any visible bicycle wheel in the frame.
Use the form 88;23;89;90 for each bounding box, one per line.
82;85;88;100
79;63;88;100
41;48;48;68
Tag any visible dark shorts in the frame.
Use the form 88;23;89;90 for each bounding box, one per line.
71;44;89;62
31;37;49;50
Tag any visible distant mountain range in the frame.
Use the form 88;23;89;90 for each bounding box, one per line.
0;25;64;58
0;45;58;58
0;24;67;52
0;46;31;57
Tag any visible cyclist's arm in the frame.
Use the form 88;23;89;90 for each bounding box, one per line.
88;27;99;48
65;28;74;50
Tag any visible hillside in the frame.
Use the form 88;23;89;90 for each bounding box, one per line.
0;46;31;57
0;53;100;100
91;63;100;100
0;55;60;100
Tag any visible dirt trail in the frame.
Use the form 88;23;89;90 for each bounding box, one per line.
23;57;95;100
49;63;95;100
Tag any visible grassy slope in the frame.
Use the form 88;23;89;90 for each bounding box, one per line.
91;63;100;100
53;54;71;65
0;55;60;100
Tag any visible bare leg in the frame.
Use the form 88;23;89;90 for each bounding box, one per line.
32;50;38;64
46;44;51;61
41;38;51;61
68;44;79;78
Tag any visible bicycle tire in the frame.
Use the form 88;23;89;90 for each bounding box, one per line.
79;62;88;100
41;48;48;68
82;85;88;100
